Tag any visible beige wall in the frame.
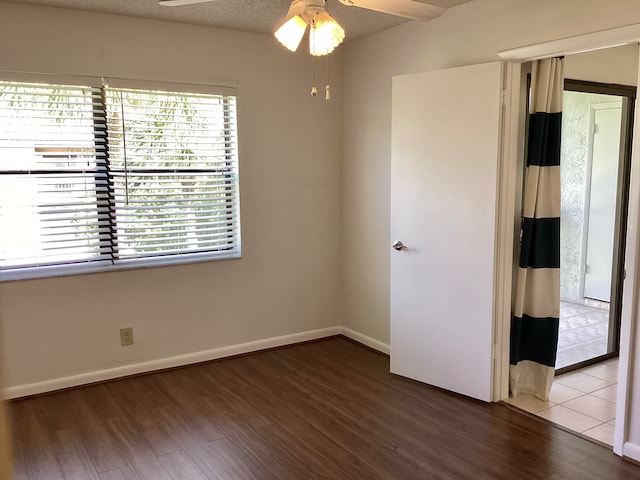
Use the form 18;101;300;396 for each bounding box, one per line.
0;292;10;480
564;45;639;86
0;2;342;390
340;0;640;456
0;400;9;480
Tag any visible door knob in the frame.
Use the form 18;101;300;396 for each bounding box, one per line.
392;240;407;251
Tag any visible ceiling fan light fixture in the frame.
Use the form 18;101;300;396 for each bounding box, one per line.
274;0;345;56
309;11;345;56
274;14;307;52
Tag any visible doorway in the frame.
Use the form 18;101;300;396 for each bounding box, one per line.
503;45;638;449
557;80;636;373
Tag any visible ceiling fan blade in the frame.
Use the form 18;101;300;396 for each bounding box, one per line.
339;0;444;21
158;0;215;6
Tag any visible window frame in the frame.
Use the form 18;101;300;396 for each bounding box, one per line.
0;73;241;282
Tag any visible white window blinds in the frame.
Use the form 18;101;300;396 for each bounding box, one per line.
0;79;240;278
105;87;239;261
0;82;109;269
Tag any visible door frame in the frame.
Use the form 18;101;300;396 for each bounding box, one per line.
495;25;640;458
557;81;636;374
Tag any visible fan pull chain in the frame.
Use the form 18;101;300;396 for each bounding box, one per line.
324;0;331;100
325;54;331;101
311;24;318;97
311;54;318;96
324;0;330;100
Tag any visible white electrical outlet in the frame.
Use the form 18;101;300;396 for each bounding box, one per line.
120;327;134;346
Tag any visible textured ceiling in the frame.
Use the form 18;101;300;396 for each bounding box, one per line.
6;0;472;39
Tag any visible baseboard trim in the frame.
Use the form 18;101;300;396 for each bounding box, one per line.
623;442;640;463
340;327;390;355
4;326;342;399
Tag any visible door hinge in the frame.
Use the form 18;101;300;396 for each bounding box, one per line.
501;89;508;106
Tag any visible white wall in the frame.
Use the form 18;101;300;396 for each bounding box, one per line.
340;0;640;457
0;2;342;391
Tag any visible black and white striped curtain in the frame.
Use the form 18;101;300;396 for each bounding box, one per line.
510;57;563;401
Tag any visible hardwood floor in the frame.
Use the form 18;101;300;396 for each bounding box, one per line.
8;337;640;479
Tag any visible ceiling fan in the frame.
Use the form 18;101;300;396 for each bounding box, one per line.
159;0;444;54
158;0;445;23
158;0;444;98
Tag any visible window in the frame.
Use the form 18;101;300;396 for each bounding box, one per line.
0;79;240;280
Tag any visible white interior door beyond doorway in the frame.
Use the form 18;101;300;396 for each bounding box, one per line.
582;102;623;302
390;62;503;403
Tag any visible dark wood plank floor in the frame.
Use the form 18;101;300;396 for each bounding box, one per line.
8;337;640;479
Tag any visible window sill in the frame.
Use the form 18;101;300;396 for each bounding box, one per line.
0;250;242;283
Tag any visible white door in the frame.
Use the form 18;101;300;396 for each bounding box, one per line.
583;103;623;302
390;62;503;402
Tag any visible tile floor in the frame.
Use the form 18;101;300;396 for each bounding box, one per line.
505;358;618;446
557;300;610;369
